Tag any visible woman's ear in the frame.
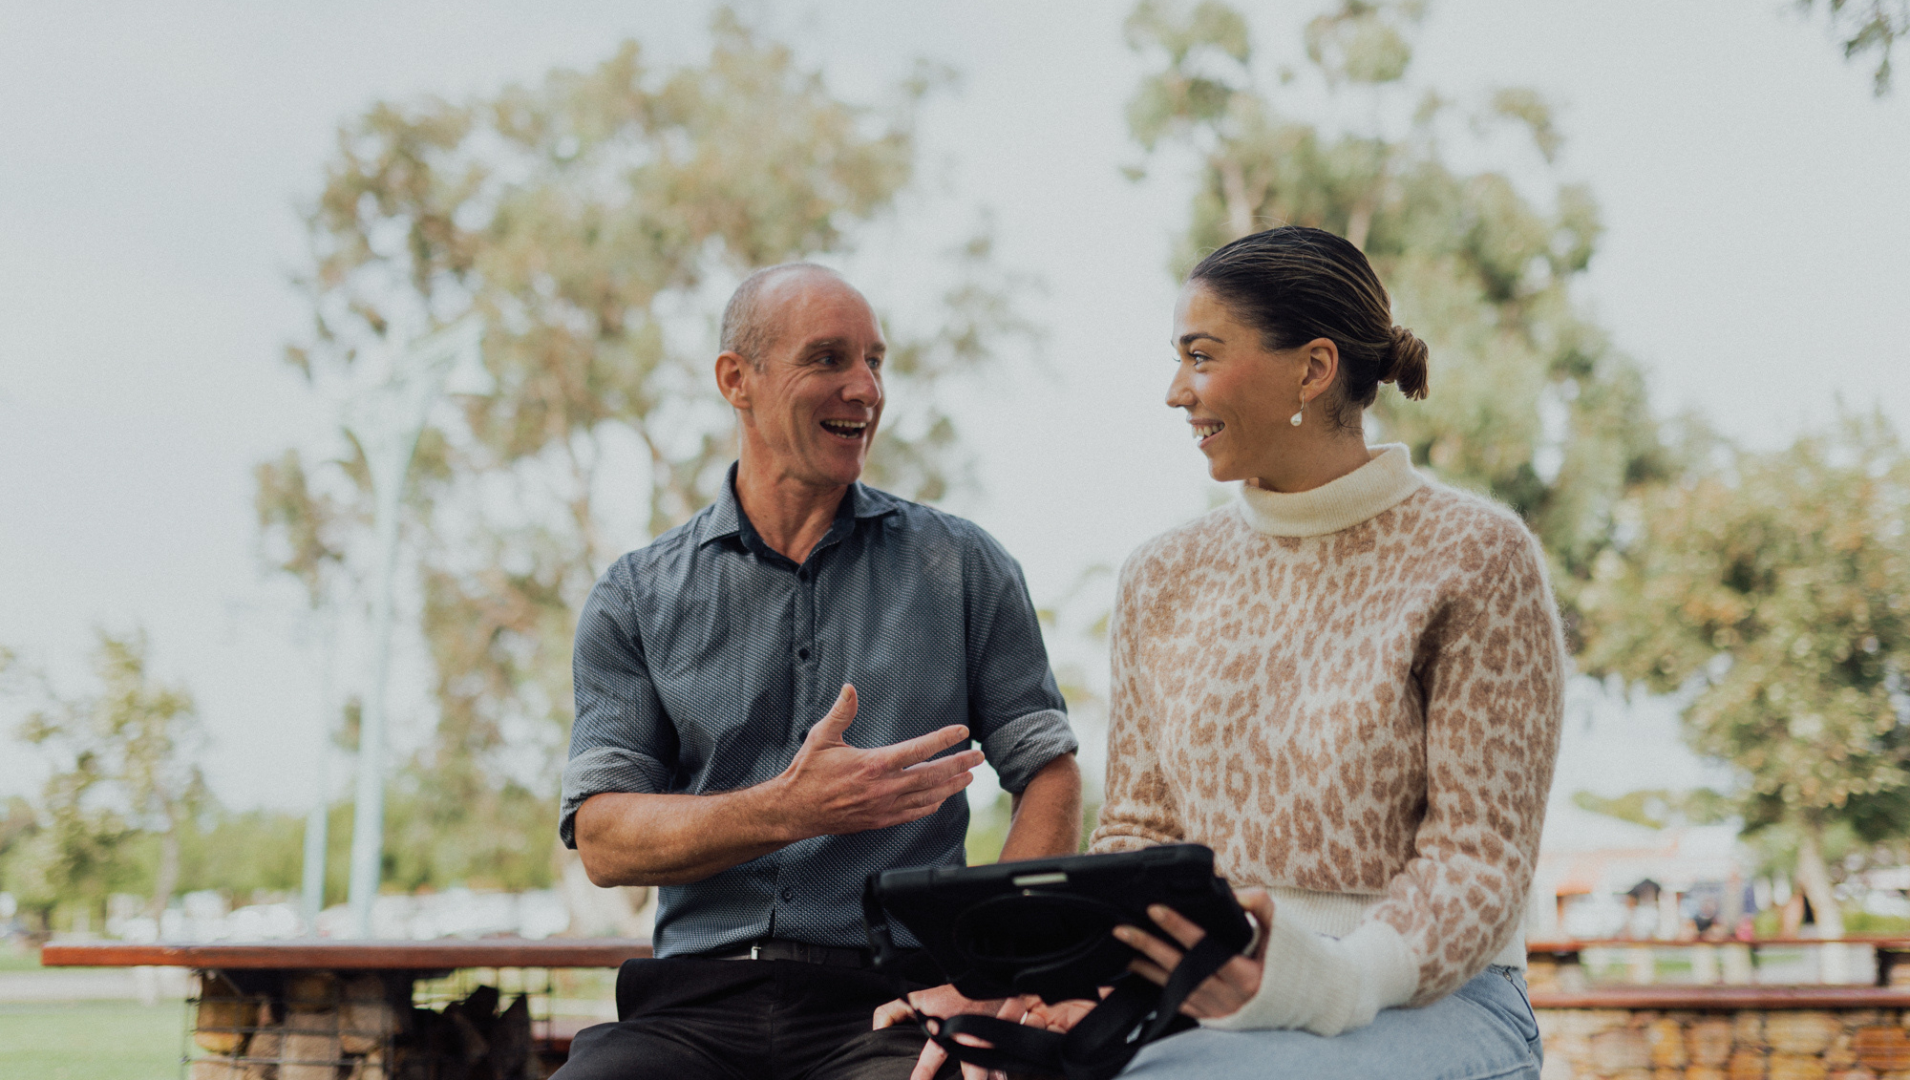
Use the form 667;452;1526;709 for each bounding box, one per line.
1299;337;1339;403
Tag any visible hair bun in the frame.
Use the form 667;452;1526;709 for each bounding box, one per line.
1382;325;1430;401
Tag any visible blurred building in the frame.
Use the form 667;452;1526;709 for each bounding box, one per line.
1531;801;1752;941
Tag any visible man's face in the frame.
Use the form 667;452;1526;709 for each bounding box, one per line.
733;274;886;489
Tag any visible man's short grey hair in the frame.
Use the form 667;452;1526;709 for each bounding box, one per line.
720;262;843;370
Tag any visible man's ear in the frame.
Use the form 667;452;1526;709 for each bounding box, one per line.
715;351;753;411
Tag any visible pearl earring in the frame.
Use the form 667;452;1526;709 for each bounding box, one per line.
1290;399;1305;427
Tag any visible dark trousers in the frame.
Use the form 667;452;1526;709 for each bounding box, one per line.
552;957;957;1080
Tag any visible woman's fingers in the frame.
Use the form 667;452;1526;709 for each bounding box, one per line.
993;996;1031;1024
1114;923;1185;974
1217;957;1263;998
1127;955;1173;987
1117;906;1270;1024
1129;956;1231;1019
873;996;914;1030
1144;903;1210;951
1233;888;1277;960
1023;996;1095;1034
1183;984;1239;1020
908;1041;947;1080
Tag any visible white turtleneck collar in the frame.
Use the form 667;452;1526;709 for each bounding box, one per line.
1236;443;1425;538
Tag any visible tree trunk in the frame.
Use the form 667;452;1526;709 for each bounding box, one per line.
1218;157;1256;242
149;813;180;923
1794;821;1845;940
1346;199;1374;251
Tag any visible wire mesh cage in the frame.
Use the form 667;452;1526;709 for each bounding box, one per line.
184;966;560;1079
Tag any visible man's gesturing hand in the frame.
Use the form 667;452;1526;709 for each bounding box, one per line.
774;684;983;839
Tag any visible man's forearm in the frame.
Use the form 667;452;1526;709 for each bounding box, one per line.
574;785;795;887
998;753;1083;862
575;690;983;887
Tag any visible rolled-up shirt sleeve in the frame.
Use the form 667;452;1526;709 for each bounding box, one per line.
961;529;1076;793
560;560;677;847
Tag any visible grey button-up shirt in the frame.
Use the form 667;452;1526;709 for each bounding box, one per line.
562;467;1076;957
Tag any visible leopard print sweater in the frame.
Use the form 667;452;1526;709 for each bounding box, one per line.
1089;444;1565;1034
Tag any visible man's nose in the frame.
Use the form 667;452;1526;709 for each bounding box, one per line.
843;359;882;406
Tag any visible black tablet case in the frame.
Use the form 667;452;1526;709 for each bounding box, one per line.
865;843;1253;1004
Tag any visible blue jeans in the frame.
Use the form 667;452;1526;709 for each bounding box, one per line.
1120;966;1543;1080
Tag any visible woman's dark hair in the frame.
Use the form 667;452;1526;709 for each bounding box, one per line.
1187;226;1428;429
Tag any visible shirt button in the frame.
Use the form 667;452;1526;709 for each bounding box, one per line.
798;569;809;582
797;648;809;660
781;887;796;902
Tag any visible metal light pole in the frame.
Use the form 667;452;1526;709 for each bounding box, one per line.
343;319;488;939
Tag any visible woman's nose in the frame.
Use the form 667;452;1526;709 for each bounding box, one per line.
1165;366;1195;409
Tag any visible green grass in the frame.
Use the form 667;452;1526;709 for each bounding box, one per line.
1846;912;1910;935
0;1000;184;1080
0;948;40;972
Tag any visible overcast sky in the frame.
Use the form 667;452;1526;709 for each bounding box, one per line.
1;0;1904;815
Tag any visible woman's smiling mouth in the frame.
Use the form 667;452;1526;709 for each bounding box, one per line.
1191;419;1224;447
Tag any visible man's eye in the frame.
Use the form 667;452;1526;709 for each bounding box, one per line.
867;356;884;371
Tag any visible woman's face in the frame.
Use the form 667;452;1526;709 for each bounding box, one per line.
1166;281;1307;484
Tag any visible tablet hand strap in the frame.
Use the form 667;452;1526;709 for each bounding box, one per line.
931;933;1239;1080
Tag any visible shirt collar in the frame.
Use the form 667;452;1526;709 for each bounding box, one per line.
698;462;902;551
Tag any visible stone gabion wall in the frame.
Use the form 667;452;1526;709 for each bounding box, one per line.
1536;1008;1910;1080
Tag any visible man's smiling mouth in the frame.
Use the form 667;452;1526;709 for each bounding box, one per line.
820;419;868;440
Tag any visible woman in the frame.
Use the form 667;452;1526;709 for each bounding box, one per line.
1070;225;1565;1078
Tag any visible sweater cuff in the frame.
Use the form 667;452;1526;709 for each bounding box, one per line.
1198;918;1418;1036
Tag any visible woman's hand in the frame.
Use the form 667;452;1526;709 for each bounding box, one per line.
1113;888;1275;1021
873;984;1035;1080
1020;993;1100;1033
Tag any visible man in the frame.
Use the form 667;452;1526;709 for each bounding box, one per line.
555;263;1083;1080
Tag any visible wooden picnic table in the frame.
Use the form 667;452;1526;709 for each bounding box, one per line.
1527;983;1910;1010
40;938;652;972
42;938;654;1068
1525;935;1910;989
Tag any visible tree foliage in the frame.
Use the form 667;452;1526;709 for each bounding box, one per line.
262;11;1030;890
1124;0;1672;631
4;630;208;922
1578;415;1910;929
1571;787;1734;831
1801;0;1908;95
